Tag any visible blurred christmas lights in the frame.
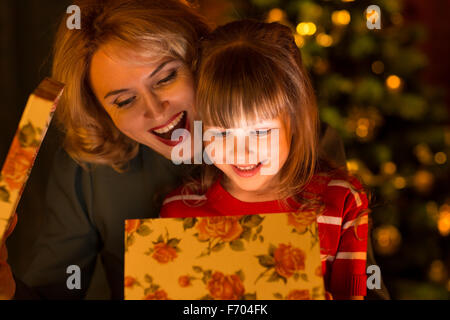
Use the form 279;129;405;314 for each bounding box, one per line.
332;10;351;26
434;152;447;165
267;8;284;23
373;225;402;255
371;61;385;74
296;22;317;36
386;75;402;90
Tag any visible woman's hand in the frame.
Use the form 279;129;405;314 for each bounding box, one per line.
0;213;18;300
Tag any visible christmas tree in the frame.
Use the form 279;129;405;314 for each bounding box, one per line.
218;0;450;299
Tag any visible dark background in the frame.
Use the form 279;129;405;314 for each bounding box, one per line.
1;0;449;299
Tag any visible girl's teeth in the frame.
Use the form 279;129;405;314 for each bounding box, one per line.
236;164;257;171
154;112;184;134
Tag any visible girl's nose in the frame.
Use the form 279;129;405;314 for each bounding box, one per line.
226;134;258;164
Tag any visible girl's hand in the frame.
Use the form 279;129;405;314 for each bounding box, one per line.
0;213;18;300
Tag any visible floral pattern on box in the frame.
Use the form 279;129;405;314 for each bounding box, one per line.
124;213;325;300
0;78;63;240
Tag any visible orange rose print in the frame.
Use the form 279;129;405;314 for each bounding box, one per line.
207;271;245;300
178;275;191;288
125;219;141;235
143;289;169;300
124;276;135;288
274;243;306;278
287;210;316;233
315;265;323;277
196;216;243;242
2;136;35;191
287;289;311;300
152;242;177;264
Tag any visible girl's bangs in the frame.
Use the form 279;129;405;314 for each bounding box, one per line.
199;46;290;128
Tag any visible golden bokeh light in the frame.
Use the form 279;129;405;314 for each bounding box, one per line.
413;170;434;193
316;33;333;47
332;10;351;26
294;34;305;48
296;22;317;36
373;225;402;255
434;152;447;164
428;260;447;283
371;61;384;74
393;176;406;189
267;8;284;23
414;143;433;164
382;162;397;175
437;208;450;236
346;159;359;173
386;75;402;90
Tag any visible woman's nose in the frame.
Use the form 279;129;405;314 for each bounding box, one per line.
142;92;167;119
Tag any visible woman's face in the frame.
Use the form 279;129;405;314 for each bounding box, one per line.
89;45;195;160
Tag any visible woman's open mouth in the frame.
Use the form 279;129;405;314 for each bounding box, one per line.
149;111;188;146
231;162;263;178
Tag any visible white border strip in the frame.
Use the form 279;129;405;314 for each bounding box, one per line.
343;215;369;230
163;194;207;205
328;180;362;207
317;215;342;226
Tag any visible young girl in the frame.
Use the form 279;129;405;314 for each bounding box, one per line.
160;20;370;300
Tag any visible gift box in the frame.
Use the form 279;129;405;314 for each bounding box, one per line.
124;213;325;300
0;78;64;241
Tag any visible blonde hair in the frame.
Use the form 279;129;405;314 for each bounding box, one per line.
52;0;210;171
193;20;319;200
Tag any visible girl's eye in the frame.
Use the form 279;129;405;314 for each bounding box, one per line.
250;129;271;136
114;96;136;108
154;69;178;88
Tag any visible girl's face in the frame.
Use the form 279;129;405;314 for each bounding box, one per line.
204;117;291;201
90;45;195;160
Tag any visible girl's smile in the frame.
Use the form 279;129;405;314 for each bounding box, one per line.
205;117;290;202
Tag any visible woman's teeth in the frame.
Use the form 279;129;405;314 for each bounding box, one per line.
153;112;184;134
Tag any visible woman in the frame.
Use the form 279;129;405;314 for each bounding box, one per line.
1;0;382;300
6;0;210;300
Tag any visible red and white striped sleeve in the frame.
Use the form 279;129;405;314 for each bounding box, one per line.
328;177;369;297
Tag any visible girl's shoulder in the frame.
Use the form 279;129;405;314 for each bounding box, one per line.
159;183;209;218
304;168;369;213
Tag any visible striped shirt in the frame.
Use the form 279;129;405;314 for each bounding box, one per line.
159;172;369;298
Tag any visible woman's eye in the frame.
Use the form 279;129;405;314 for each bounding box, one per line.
114;96;136;108
155;69;178;88
250;129;271;136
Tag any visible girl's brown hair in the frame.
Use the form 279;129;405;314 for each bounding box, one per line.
52;0;211;171
193;20;319;200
